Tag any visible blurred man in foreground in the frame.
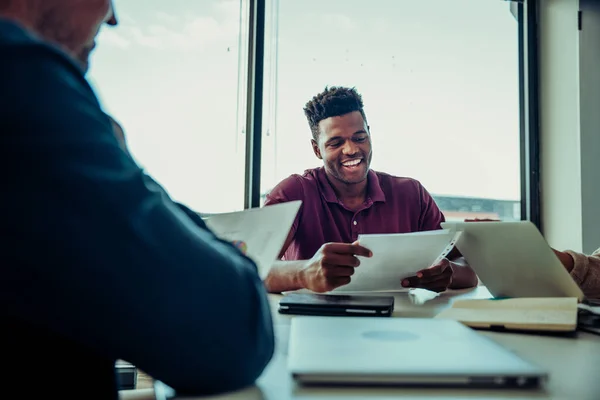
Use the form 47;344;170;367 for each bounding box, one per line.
0;1;274;398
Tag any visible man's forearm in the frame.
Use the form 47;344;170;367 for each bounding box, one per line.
449;257;479;289
264;260;306;293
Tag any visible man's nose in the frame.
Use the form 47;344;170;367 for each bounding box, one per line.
342;141;359;155
105;1;118;26
106;14;118;26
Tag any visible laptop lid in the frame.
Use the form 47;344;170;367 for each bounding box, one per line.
289;316;547;387
441;221;585;301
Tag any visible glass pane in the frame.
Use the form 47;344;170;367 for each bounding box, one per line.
88;0;248;213
261;0;521;221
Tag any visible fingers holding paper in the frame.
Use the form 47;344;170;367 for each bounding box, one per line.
300;242;373;293
401;258;454;293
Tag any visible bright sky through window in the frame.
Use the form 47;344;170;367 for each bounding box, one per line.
88;0;519;214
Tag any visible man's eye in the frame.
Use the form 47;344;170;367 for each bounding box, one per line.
328;141;341;147
355;137;367;142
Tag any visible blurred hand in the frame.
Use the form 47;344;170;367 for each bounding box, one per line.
401;258;454;293
299;242;372;293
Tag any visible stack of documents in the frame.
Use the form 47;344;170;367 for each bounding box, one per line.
203;201;301;278
332;229;461;292
436;297;578;332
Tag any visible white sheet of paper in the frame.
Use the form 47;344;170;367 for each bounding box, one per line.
332;229;462;292
202;201;301;279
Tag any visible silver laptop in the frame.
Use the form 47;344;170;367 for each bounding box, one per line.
289;316;547;388
441;221;585;301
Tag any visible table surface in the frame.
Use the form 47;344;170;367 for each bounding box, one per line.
131;287;600;400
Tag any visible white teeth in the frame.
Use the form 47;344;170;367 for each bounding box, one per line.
343;159;362;166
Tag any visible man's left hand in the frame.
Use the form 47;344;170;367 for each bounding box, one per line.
401;258;454;293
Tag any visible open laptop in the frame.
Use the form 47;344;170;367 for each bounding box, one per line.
289;316;547;388
441;221;585;301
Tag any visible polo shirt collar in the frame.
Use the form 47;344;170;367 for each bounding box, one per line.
316;167;386;204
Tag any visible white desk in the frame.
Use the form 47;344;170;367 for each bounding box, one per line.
154;287;600;400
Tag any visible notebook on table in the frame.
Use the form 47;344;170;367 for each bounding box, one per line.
435;297;578;332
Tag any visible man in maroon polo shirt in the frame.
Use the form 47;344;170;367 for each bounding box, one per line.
263;86;478;294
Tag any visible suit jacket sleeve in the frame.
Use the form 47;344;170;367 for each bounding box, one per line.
1;42;274;395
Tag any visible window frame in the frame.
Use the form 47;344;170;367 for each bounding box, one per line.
243;0;541;227
519;0;542;228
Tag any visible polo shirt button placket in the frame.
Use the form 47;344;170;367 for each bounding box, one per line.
352;218;359;241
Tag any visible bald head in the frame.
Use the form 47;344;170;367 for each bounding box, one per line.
0;0;118;72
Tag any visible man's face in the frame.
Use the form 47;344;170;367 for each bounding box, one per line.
36;0;118;72
312;110;373;185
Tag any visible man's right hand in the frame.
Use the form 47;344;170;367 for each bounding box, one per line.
298;242;372;293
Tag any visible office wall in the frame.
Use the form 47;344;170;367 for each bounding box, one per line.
539;0;600;254
579;0;600;254
539;0;582;252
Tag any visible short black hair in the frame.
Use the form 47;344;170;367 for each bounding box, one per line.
303;86;367;141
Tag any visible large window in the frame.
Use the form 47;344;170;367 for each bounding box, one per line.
88;0;248;214
261;0;521;221
89;0;526;221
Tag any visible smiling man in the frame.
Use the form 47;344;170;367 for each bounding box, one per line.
263;86;478;294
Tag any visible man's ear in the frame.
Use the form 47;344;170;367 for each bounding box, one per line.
311;139;322;160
